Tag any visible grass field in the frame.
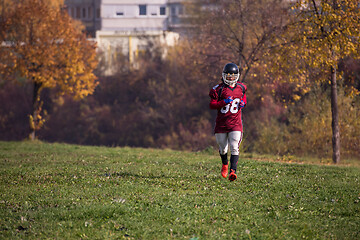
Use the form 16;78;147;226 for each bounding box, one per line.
0;141;359;239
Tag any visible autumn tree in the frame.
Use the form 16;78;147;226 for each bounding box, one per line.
186;0;289;82
0;0;98;140
267;0;360;163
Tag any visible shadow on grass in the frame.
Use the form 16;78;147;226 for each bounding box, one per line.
103;171;218;181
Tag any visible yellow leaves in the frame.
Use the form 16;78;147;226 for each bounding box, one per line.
28;100;47;132
0;0;98;136
265;0;360;89
293;94;301;102
346;86;360;98
0;0;98;99
29;115;35;130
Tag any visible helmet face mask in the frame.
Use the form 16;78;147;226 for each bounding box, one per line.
222;63;240;85
222;72;239;85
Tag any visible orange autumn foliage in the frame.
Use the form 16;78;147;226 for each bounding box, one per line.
0;0;98;139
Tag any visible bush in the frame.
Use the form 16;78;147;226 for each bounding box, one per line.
253;86;360;158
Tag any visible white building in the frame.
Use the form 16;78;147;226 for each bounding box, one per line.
65;0;189;75
101;0;168;31
64;0;101;38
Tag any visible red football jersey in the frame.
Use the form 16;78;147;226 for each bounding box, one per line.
209;82;247;133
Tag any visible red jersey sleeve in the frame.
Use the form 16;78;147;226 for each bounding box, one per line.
209;85;226;110
239;83;247;106
242;92;247;106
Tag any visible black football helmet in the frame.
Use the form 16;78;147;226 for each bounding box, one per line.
222;63;240;85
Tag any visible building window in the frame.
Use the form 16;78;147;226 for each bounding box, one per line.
139;5;147;15
82;8;86;18
115;7;125;16
76;7;81;18
160;6;166;15
96;7;100;19
149;5;158;16
178;5;184;15
149;6;158;16
69;7;75;18
171;6;176;15
88;6;93;19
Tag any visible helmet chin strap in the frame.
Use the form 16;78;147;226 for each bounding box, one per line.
226;81;237;87
229;82;236;87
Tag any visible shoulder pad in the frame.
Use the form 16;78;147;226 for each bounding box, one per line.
212;84;220;90
237;82;246;93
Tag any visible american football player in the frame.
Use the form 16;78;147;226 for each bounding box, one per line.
209;63;247;181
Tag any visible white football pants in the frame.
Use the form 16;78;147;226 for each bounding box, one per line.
215;131;242;155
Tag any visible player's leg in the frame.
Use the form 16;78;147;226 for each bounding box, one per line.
228;131;243;181
215;133;229;178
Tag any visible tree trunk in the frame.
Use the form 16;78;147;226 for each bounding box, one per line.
29;81;42;140
330;65;340;164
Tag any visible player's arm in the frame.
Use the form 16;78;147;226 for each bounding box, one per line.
209;88;231;109
240;93;247;108
239;83;247;108
209;98;227;109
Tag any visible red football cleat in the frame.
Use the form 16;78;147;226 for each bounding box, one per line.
221;164;228;178
229;169;237;181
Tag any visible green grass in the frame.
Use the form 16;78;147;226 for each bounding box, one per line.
0;141;359;239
